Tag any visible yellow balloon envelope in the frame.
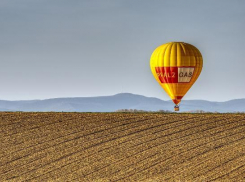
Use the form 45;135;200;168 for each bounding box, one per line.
150;42;203;111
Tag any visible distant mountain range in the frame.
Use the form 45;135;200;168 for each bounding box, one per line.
0;93;244;112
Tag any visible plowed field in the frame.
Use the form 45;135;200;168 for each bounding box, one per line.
0;112;245;181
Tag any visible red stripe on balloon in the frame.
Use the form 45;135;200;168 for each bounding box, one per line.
155;67;178;83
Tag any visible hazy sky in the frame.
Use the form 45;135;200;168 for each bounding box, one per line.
0;0;245;101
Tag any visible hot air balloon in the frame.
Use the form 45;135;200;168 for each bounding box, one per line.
150;42;203;111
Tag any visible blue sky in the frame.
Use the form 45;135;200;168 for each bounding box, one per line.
0;0;245;101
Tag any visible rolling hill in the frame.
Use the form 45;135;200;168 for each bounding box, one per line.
0;93;244;112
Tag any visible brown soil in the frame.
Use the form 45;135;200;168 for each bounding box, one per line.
0;112;245;181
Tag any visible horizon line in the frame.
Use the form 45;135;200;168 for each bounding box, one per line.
0;92;244;103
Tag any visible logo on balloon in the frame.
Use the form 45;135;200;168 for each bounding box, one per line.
155;67;195;83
